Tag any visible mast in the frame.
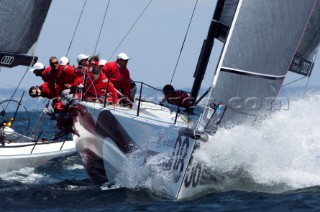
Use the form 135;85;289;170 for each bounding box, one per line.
190;0;225;101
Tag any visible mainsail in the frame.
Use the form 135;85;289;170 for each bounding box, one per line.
0;0;52;68
197;0;320;133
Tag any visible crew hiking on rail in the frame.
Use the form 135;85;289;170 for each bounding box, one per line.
28;53;134;140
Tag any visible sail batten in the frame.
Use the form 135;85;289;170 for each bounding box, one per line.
221;67;286;80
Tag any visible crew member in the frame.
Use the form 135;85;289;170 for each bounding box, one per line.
84;65;118;105
29;62;46;81
102;53;132;105
60;56;70;66
74;54;90;87
29;83;54;99
89;55;100;68
98;59;107;67
161;84;194;108
42;56;75;140
42;56;75;97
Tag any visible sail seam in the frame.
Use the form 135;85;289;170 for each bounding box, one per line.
221;66;286;80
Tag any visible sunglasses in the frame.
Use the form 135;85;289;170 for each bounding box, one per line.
50;61;59;65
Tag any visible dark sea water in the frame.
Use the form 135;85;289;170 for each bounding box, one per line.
1;92;320;211
1;158;320;212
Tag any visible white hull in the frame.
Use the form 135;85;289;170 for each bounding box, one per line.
0;133;76;172
74;101;216;199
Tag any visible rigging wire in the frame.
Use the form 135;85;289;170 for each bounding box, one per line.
169;0;199;85
93;0;111;55
280;75;309;100
108;0;153;61
66;0;87;57
3;58;37;112
282;76;308;87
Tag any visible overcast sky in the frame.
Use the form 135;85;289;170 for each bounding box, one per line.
0;0;318;92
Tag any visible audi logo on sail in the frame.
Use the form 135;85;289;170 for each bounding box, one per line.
1;56;15;65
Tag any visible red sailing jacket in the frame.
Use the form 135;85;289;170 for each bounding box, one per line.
73;65;90;87
163;91;193;108
84;72;118;104
102;61;131;99
39;82;54;99
42;65;74;97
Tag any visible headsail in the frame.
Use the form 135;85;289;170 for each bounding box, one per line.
198;0;320;133
0;0;52;68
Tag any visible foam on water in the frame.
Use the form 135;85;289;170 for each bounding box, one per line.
0;155;86;187
193;92;320;192
66;164;85;170
0;167;47;184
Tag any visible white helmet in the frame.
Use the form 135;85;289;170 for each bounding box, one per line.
77;54;90;63
29;62;45;72
60;56;69;65
117;53;129;60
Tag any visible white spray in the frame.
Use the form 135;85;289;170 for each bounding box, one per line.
193;92;320;192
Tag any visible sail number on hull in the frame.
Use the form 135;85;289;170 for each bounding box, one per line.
163;134;190;181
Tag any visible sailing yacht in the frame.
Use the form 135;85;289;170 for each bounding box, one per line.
72;0;320;199
0;0;76;172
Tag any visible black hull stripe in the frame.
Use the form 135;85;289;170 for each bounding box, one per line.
221;67;286;80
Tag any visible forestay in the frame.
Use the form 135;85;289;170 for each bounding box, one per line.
198;0;320;133
0;0;52;68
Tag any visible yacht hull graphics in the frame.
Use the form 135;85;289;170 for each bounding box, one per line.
74;102;240;199
73;105;108;184
74;103;219;199
177;149;226;199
